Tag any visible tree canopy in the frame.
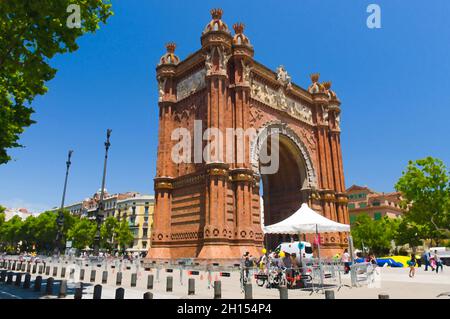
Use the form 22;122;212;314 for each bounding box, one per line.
0;0;113;164
395;157;450;243
351;214;399;255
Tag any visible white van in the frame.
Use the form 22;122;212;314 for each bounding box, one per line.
275;241;313;259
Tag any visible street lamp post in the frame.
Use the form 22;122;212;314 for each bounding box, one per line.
93;129;112;256
54;150;73;256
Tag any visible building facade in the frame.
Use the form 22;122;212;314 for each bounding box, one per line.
115;195;155;252
57;191;154;252
149;9;349;260
346;185;404;224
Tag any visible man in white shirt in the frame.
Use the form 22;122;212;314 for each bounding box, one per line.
342;249;351;274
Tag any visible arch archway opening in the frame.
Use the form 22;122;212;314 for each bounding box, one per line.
258;133;310;251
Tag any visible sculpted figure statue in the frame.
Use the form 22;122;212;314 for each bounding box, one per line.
241;60;251;83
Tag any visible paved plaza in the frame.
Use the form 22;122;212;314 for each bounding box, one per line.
1;260;449;299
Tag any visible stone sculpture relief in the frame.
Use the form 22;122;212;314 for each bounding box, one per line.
250;79;313;125
335;114;341;130
157;77;167;102
176;69;206;101
205;46;231;76
241;60;252;84
276;65;292;88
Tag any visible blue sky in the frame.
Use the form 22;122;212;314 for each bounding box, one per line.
1;0;449;212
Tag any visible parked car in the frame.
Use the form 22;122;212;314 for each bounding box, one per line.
274;241;314;259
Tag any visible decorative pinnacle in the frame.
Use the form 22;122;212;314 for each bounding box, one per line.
322;81;332;90
166;42;176;53
211;8;223;20
233;22;245;34
310;73;320;83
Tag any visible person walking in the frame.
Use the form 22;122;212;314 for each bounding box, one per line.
434;250;443;274
408;253;416;278
342;249;351;274
422;250;430;271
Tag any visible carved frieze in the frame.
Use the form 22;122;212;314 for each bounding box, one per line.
176;69;206;101
250;79;313;125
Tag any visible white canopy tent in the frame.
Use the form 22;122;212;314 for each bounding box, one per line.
262;203;352;289
263;203;350;234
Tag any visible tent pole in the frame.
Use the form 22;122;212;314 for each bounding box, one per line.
316;224;324;291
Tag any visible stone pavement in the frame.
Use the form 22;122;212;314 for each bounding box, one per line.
1;262;449;299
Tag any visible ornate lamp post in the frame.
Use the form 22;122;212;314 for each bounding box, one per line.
93;129;112;256
54;150;73;256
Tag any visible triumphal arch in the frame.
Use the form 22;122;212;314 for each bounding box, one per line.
148;9;349;261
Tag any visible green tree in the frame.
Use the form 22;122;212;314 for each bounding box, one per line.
0;215;23;252
116;219;134;253
351;214;398;256
0;205;5;214
395;157;450;245
67;217;96;250
0;0;113;164
394;219;426;252
100;216;119;252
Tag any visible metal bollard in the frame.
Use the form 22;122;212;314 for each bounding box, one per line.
166;276;173;292
379;294;389;299
6;272;13;285
15;273;22;286
58;280;68;298
188;278;195;295
23;273;31;289
102;271;108;284
93;284;102;299
116;272;122;286
34;276;42;291
214;281;221;299
0;270;7;282
143;292;153;299
325;290;335;299
74;282;83;299
61;267;66;278
90;269;96;283
244;283;253;299
147;274;154;290
45;277;54;295
279;286;288;299
131;273;137;287
115;287;125;299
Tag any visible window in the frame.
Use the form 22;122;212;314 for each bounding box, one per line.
142;241;147;249
359;202;367;208
143;228;148;237
372;201;381;206
374;212;382;220
348;203;355;209
144;206;149;215
132;206;136;215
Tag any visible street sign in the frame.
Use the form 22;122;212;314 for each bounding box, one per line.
66;241;72;248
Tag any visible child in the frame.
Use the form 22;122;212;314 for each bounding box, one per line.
408;253;416;278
